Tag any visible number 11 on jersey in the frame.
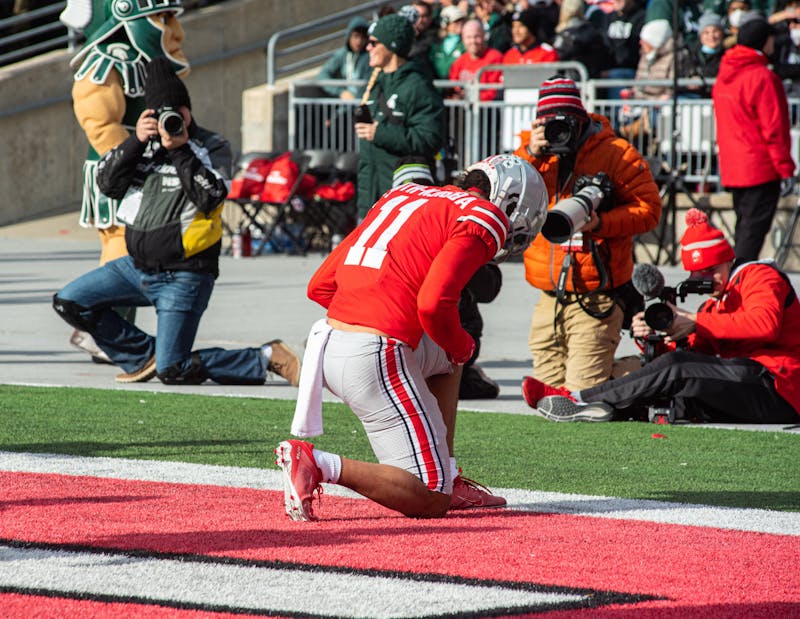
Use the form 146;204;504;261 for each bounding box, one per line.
344;196;427;269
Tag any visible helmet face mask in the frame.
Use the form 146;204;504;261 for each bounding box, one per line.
466;154;548;261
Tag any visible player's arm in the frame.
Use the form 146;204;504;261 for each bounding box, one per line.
307;234;355;308
417;234;493;364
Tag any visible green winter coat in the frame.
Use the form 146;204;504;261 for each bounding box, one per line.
356;62;444;218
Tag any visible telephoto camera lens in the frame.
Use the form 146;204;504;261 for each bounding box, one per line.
158;108;184;136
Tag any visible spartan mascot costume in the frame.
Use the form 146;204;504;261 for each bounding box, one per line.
60;0;189;359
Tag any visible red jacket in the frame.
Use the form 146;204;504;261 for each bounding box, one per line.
691;261;800;415
515;114;662;292
502;43;559;65
711;45;795;187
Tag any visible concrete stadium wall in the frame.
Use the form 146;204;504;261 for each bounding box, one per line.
0;0;355;227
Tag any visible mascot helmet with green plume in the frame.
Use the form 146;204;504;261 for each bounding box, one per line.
60;0;189;97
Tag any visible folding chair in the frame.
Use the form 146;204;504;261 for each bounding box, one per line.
227;151;315;255
302;150;358;252
222;151;280;254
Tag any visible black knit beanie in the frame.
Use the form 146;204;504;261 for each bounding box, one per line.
737;13;774;50
144;58;191;110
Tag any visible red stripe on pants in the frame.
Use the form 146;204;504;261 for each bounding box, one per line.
383;340;440;490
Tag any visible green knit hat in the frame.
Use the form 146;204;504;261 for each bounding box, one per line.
371;13;415;58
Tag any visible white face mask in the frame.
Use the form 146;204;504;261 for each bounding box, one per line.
791;28;800;47
729;9;745;29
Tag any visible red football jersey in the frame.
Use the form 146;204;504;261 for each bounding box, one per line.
307;183;509;362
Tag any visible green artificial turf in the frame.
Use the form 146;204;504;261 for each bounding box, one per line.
1;385;798;512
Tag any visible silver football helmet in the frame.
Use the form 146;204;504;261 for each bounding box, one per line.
465;154;548;261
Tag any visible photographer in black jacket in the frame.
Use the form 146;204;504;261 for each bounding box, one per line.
53;59;300;386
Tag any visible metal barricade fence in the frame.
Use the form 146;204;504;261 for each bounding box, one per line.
289;75;800;189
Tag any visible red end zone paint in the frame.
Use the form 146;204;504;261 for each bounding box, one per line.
0;593;267;619
1;472;798;616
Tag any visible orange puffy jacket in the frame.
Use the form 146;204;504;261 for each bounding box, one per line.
515;113;662;293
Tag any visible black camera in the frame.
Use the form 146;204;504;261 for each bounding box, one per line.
644;278;714;331
543;114;582;155
153;106;184;137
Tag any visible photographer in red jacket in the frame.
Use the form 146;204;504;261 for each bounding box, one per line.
522;209;800;424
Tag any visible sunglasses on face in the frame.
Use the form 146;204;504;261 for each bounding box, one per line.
367;38;381;48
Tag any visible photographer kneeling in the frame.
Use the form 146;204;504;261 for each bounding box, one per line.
515;76;661;393
52;59;300;386
522;209;800;424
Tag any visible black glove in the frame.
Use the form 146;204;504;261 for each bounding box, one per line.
780;176;795;198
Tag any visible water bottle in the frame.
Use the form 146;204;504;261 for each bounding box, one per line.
231;229;242;259
240;226;252;257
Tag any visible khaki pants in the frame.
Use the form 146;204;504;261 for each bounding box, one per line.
528;292;623;391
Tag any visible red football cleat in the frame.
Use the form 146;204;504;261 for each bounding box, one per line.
521;375;575;408
274;439;323;521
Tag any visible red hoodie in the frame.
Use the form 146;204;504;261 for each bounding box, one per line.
711;45;795;187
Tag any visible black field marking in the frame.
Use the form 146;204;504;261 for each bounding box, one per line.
0;539;659;617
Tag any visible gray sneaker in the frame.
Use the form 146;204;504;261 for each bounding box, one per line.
535;395;614;422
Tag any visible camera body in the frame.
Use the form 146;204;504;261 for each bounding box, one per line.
152;106;184;137
643;278;714;331
541;172;614;244
542;114;582;156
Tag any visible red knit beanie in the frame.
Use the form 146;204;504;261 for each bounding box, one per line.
536;76;588;121
680;208;735;271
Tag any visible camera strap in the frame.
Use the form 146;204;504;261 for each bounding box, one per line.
573;239;616;320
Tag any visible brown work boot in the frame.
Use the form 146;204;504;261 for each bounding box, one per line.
266;340;301;386
115;356;156;383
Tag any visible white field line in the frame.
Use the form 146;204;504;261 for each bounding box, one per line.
1;451;799;536
0;544;586;618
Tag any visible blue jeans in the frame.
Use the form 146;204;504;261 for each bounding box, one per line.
55;256;266;384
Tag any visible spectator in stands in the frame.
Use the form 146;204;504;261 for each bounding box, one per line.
771;0;800;97
552;0;613;77
401;1;439;78
474;0;512;52
58;0;188;364
52;59;301;388
317;17;371;100
522;209;800;424
430;5;467;78
515;76;662;392
448;18;503;101
723;0;752;48
601;0;646;98
584;0;616;27
503;8;560;64
712;13;796;262
645;0;703;46
630;19;688;100
275;154;547;521
527;0;561;44
769;0;800;26
355;13;444;220
682;11;727;96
